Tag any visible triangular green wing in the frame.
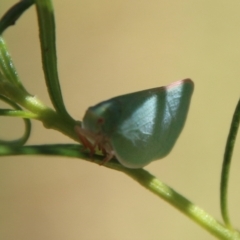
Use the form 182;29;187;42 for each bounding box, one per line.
110;79;194;168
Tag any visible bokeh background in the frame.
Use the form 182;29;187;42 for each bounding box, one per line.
1;1;240;239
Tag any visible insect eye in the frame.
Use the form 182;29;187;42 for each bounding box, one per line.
97;117;104;125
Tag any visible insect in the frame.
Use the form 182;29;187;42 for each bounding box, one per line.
75;79;194;168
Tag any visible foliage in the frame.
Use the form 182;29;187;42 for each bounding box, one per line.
0;1;240;239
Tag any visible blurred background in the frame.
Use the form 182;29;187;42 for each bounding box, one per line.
1;0;240;239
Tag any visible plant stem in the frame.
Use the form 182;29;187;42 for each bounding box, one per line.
220;98;240;228
0;143;239;240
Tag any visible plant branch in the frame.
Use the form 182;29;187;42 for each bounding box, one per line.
0;0;34;34
0;143;239;240
220;98;240;228
34;0;74;121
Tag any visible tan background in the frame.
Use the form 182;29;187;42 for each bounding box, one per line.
1;0;240;239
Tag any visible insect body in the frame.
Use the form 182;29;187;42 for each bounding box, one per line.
75;79;194;168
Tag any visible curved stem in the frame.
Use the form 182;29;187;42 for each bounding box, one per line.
0;79;78;142
0;0;34;34
34;0;74;121
220;98;240;228
0;95;31;146
0;143;239;240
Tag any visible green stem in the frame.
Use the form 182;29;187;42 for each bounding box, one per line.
34;0;73;121
0;80;52;116
0;143;239;240
123;169;240;240
0;37;27;92
220;98;240;228
0;79;78;142
0;95;31;146
0;0;34;34
0;109;37;119
0;3;78;141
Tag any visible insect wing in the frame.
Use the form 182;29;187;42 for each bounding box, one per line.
109;79;194;168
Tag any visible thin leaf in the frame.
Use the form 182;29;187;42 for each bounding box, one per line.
0;109;37;119
0;94;31;146
0;37;27;92
0;0;34;35
220;98;240;228
34;0;74;122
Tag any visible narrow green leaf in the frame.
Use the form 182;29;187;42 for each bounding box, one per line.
0;94;31;146
0;109;37;119
0;37;27;92
0;75;78;143
220;98;240;228
34;0;74;122
0;0;34;34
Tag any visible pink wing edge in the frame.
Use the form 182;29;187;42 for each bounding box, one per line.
74;78;194;166
165;78;194;89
